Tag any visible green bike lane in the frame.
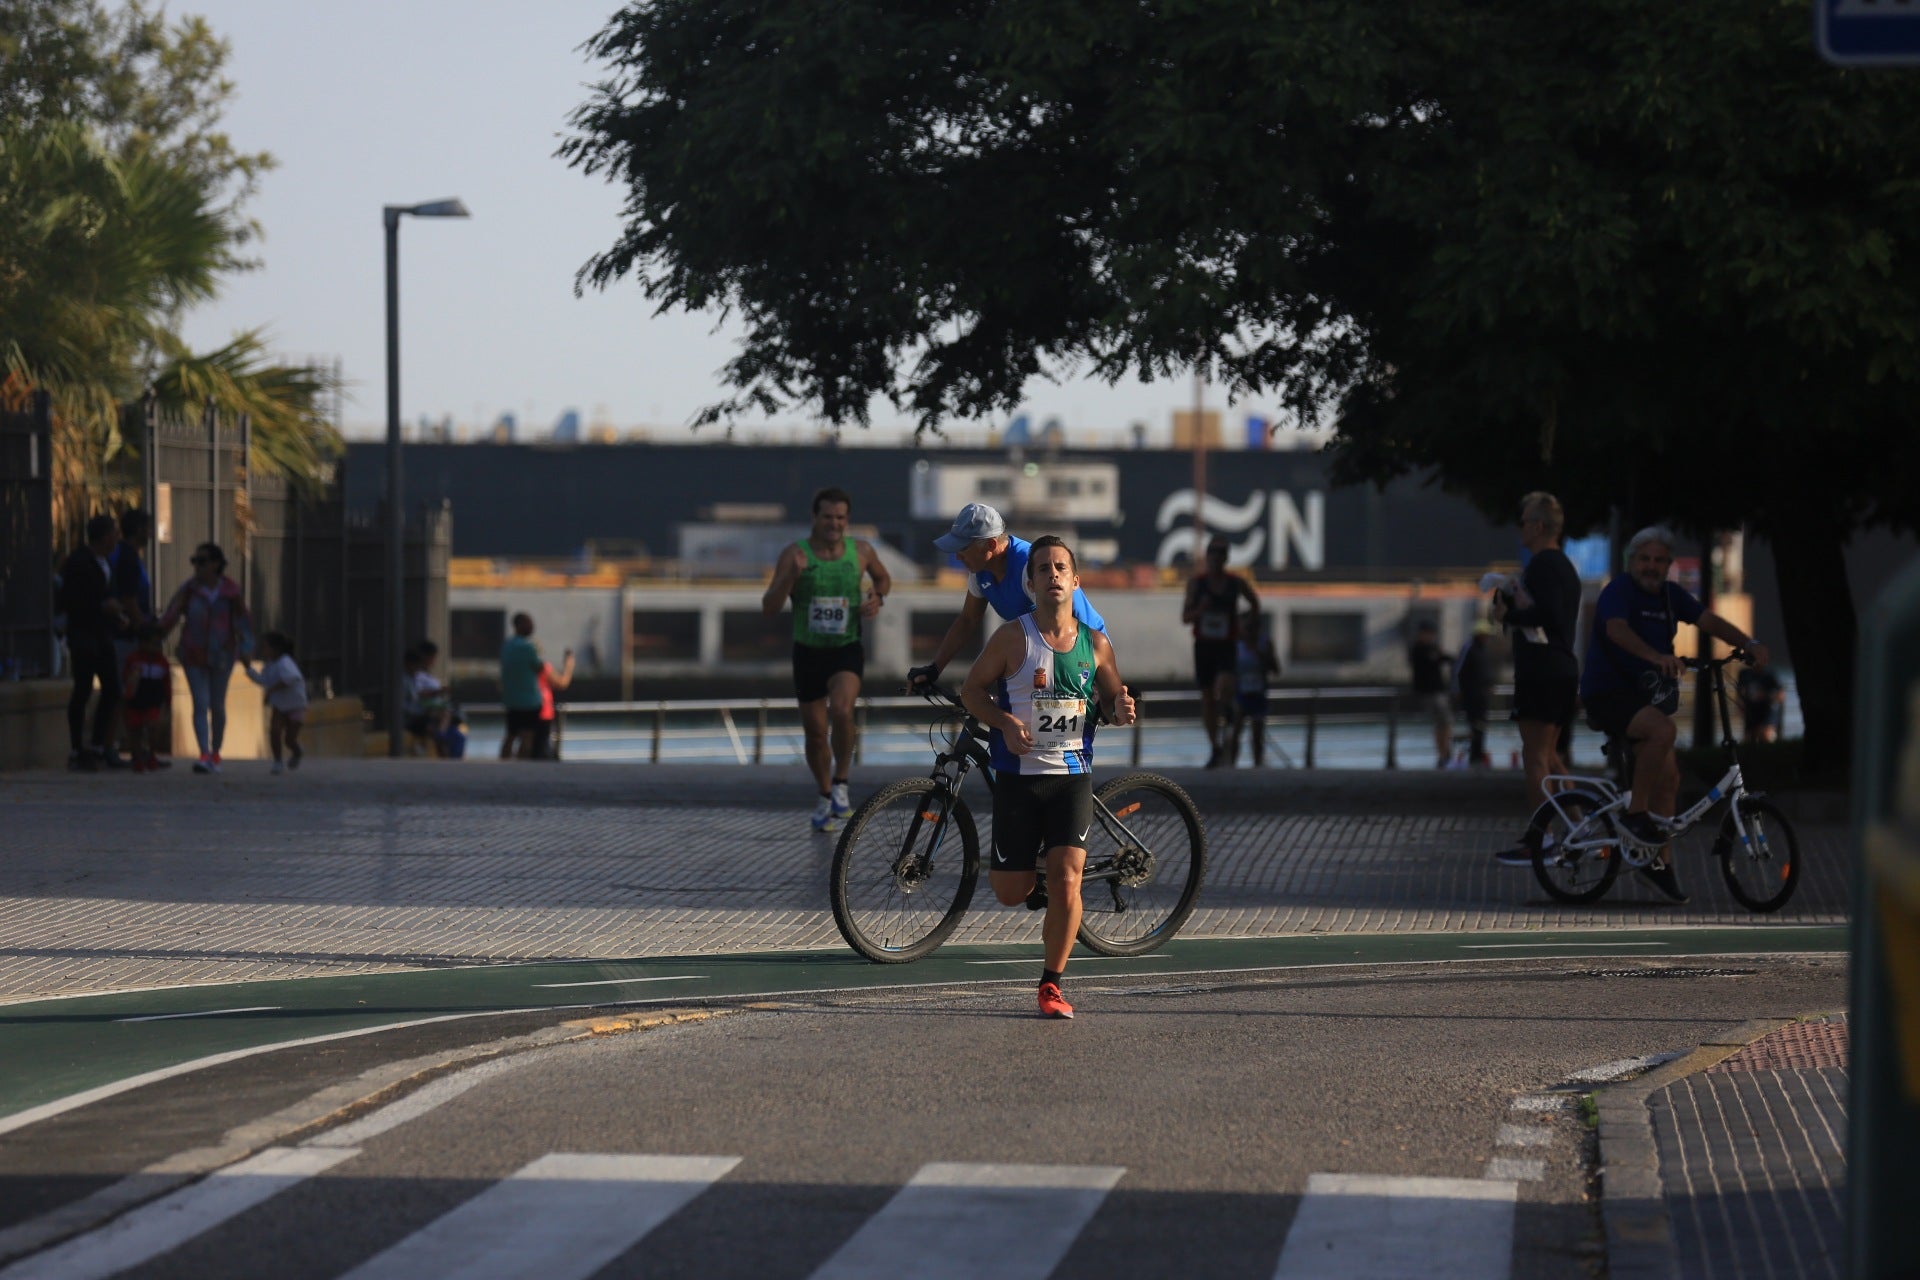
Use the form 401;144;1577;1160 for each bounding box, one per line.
0;925;1844;1133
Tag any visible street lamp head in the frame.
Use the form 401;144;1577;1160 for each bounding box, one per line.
405;198;470;218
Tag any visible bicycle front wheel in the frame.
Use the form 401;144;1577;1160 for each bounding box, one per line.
1717;796;1800;913
1078;773;1207;956
831;777;979;963
1528;788;1622;904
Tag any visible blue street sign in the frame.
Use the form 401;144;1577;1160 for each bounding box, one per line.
1818;0;1920;66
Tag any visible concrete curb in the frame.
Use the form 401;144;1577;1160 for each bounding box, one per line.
0;1007;729;1267
1590;1015;1806;1280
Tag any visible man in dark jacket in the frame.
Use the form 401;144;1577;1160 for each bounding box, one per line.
59;514;126;769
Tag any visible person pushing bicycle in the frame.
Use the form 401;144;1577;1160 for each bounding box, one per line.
1579;526;1770;902
960;536;1136;1019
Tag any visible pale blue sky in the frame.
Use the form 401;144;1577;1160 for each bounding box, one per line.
170;0;1311;447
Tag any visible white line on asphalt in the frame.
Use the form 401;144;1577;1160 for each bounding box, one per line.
337;1153;740;1280
0;1145;358;1280
114;1005;283;1024
530;975;709;989
1494;1124;1555;1148
306;1055;540;1149
1510;1095;1571;1113
811;1162;1125;1280
962;956;1164;965
1565;1050;1684;1083
1271;1173;1517;1280
1457;941;1666;950
0;1012;506;1139
1484;1157;1547;1182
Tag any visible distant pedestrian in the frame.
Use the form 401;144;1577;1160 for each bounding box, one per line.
762;486;891;831
534;647;575;760
1182;534;1260;768
1490;493;1581;865
406;641;453;755
159;541;254;775
498;613;550;759
120;624;172;773
1455;620;1497;768
1736;664;1785;744
109;509;154;757
242;630;307;774
1407;619;1455;768
1227;609;1281;767
57;514;126;770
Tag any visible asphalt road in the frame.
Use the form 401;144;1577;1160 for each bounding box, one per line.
0;954;1847;1280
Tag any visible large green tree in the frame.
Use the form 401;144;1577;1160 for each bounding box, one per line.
566;0;1920;760
0;0;335;498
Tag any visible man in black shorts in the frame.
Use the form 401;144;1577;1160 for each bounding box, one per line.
1182;535;1260;768
1491;492;1583;865
961;536;1136;1019
1580;526;1770;901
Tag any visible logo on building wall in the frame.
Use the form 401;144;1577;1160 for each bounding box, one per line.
1154;489;1326;570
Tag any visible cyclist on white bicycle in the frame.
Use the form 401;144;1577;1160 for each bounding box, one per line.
960;535;1136;1020
1579;526;1770;900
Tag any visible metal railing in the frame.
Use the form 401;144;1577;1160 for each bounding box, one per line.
463;685;1522;770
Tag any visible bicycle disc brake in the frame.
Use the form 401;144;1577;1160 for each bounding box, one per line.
1111;844;1154;889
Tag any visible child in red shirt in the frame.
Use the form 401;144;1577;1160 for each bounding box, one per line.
120;626;173;773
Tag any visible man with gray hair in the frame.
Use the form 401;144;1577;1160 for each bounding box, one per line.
1580;525;1770;902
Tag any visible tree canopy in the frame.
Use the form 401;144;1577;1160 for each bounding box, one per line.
566;0;1920;758
0;0;335;501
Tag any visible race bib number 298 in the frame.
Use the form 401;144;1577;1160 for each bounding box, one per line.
809;596;850;635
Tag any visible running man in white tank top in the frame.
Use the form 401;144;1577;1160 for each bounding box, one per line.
961;536;1136;1019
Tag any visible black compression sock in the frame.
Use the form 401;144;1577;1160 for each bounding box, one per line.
1041;968;1064;988
831;776;848;786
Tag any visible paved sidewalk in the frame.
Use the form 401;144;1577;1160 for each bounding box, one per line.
0;760;1849;1002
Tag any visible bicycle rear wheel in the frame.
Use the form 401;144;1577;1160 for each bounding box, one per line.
1716;795;1800;913
831;777;979;963
1077;773;1207;956
1527;788;1622;904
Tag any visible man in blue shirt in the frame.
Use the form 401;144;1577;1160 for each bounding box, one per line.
907;503;1107;690
1581;526;1770;900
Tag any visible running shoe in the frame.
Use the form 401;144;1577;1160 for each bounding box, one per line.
830;781;852;820
192;754;213;775
1617;811;1668;847
209;752;223;774
271;760;284;775
810;796;839;834
1492;840;1535;868
1037;981;1074;1019
1635;858;1690;904
288;744;303;770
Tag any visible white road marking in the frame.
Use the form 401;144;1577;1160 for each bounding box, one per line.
114;1005;284;1024
530;975;708;989
810;1162;1124;1280
1494;1124;1555;1148
0;1146;358;1280
1458;941;1665;950
1271;1173;1517;1280
307;1055;539;1148
1485;1157;1547;1182
1566;1051;1684;1083
963;956;1162;966
338;1153;739;1280
1510;1095;1571;1113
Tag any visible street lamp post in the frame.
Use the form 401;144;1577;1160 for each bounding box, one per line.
383;198;469;758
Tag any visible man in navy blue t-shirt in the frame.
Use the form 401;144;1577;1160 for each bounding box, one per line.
1580;526;1770;900
907;503;1106;690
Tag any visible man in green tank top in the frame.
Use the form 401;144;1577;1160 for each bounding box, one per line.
761;487;892;832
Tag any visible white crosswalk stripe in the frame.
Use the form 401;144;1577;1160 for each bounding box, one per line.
336;1152;739;1280
1271;1172;1517;1279
0;1145;359;1280
809;1161;1126;1280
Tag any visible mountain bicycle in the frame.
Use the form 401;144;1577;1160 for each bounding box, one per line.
829;687;1207;962
1524;650;1800;911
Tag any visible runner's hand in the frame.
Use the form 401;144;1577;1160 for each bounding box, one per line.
1109;684;1136;727
1003;718;1033;755
907;663;940;691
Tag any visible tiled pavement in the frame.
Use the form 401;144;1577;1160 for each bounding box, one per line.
0;760;1848;1003
1650;1017;1849;1280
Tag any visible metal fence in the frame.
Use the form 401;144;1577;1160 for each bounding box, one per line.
0;392;55;678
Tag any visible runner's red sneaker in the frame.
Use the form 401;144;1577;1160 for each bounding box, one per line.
1037;981;1074;1020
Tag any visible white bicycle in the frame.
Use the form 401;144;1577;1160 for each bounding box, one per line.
1524;652;1801;911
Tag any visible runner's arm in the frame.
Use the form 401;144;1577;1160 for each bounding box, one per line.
760;544;806;617
859;542;892;618
1179;578;1203;624
1089;631;1136;727
961;622;1031;752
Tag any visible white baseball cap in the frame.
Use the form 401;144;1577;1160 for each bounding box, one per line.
933;503;1007;553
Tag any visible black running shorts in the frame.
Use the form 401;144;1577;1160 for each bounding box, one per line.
1511;673;1577;728
792;641;864;703
991;772;1096;873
